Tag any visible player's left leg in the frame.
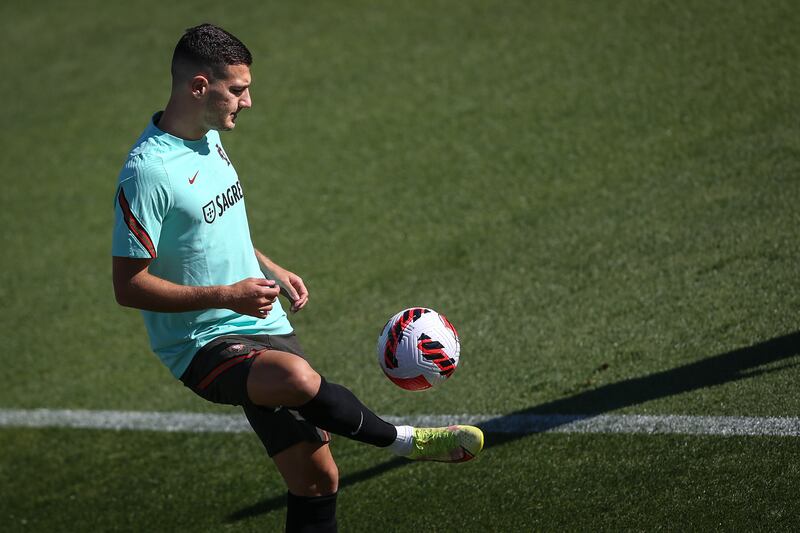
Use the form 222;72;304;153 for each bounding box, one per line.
182;333;342;529
242;396;339;532
272;441;338;532
272;440;338;496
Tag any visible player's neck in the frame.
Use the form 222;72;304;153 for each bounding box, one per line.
157;100;208;141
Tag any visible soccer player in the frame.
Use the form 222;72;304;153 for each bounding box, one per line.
111;23;483;532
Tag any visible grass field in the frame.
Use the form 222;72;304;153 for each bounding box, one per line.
1;0;799;530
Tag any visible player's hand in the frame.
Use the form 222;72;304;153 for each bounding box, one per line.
270;266;309;313
223;277;280;318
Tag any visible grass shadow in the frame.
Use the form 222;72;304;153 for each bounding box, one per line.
479;329;800;442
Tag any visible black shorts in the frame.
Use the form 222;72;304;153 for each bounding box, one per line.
180;333;329;457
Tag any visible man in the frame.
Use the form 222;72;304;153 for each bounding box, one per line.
112;23;483;532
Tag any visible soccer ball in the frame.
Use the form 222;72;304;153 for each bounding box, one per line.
376;307;460;391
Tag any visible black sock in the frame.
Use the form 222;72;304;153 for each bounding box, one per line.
286;491;337;533
296;377;397;447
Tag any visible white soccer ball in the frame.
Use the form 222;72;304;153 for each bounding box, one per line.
376;307;460;391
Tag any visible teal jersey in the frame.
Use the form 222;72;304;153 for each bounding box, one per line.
112;113;292;378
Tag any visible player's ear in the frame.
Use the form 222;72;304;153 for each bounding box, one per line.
190;75;209;99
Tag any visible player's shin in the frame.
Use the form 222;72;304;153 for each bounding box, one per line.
295;377;397;447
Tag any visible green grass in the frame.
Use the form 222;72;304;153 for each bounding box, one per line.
4;429;799;531
1;0;799;530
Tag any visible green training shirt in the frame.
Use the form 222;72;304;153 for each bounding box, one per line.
112;113;292;378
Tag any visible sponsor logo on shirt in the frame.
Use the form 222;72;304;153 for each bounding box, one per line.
202;180;244;224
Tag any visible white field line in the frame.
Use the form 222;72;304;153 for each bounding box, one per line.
1;409;800;437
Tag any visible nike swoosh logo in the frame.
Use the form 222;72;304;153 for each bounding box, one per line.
350;411;365;436
188;171;199;184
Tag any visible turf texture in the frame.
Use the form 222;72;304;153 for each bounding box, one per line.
1;0;799;530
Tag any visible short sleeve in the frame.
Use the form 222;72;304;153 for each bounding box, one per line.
112;156;172;258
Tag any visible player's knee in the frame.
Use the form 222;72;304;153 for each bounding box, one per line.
283;359;321;404
314;460;339;495
287;457;339;497
248;351;321;407
276;442;339;497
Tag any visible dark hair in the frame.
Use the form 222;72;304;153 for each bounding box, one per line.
171;23;252;81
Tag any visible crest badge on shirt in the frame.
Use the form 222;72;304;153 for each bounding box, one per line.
216;144;231;166
203;201;216;224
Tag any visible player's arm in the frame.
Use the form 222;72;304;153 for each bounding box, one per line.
254;249;308;313
112;256;279;318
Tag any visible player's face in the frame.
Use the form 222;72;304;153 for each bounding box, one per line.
204;64;252;131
